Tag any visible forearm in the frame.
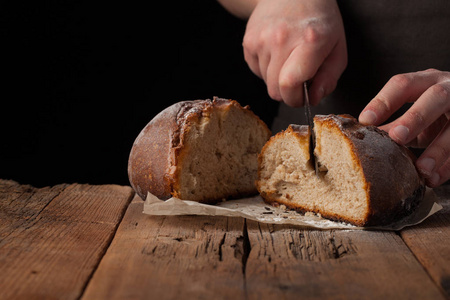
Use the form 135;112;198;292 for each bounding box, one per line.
217;0;259;19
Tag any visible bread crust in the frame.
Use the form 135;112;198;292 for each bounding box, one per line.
257;114;425;226
128;97;270;201
317;115;424;226
257;124;370;226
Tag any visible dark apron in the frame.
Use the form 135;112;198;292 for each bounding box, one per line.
272;0;450;132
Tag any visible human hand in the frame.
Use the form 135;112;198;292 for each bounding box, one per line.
359;69;450;187
242;0;347;107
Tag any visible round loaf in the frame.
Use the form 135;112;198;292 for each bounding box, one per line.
257;114;425;226
128;97;271;203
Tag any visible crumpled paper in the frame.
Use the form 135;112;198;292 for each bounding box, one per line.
143;188;442;230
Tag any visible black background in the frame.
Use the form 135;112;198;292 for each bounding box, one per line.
1;0;278;187
3;1;450;187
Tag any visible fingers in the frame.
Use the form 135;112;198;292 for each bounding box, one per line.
244;39;286;102
277;25;345;107
309;35;347;106
273;28;330;106
387;80;450;145
277;46;313;107
435;157;450;187
416;119;450;187
243;48;262;79
265;49;289;102
359;69;443;126
242;0;347;107
359;69;450;146
359;69;450;187
405;115;448;148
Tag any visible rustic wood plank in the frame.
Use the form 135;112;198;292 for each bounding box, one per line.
245;221;445;299
0;180;69;239
0;180;134;300
82;195;247;300
400;186;450;298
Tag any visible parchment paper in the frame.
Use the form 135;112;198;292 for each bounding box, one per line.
143;188;442;230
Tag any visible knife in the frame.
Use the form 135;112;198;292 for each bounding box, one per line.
303;82;319;177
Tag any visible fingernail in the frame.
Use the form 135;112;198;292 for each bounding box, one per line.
318;86;325;98
313;86;325;106
392;125;409;144
417;157;435;176
359;110;377;125
428;172;440;187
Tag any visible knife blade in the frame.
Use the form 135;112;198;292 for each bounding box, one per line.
303;82;319;177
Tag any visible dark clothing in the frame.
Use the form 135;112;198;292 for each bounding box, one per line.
272;0;450;132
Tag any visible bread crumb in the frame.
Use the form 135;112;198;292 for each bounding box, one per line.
305;212;323;219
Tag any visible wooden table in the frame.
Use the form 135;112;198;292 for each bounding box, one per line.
1;179;449;300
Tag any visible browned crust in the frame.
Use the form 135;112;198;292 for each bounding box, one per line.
128;101;185;200
261;191;368;226
128;97;271;201
257;114;425;227
256;124;308;190
257;123;368;226
316;115;424;226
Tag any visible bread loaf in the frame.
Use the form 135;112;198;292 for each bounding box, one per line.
128;97;271;203
257;114;425;226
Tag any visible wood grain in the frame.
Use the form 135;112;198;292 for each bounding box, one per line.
2;180;449;300
245;221;445;300
82;195;247;300
400;185;450;298
0;180;134;300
